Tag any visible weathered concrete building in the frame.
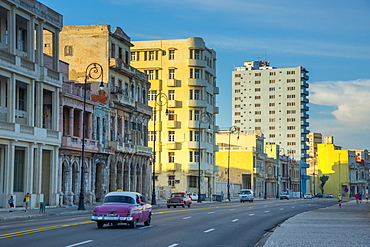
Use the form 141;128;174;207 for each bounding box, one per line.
0;0;63;208
57;25;152;202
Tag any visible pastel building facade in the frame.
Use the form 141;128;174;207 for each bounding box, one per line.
232;61;310;195
131;38;219;199
57;25;153;203
0;0;62;208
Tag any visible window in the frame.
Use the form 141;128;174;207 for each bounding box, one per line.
168;175;175;186
287;118;296;122
189;176;197;188
130;52;137;61
189;151;200;162
14;149;25;192
235;82;241;86
169;50;175;60
118;47;123;59
190;49;201;59
168;110;175;120
148;90;157;101
269;103;275;107
18;86;26;111
287;134;296;138
255;72;261;77
235;89;241;93
255;88;261;92
287;79;295;83
255;119;261;123
194;110;200;121
269;134;275;138
168;152;175;163
270;72;276;76
269;80;276;84
168;131;175;141
189;89;201;100
169;69;175;79
235;74;241;78
287;110;296;114
269;126;275;130
269;87;275;91
235;112;241;116
255;103;261;107
287;87;295;91
255;111;261;115
269;110;275;114
149;51;155;60
287;142;296;146
235;105;241;108
287;126;296;130
255;126;261;130
255;80;261;84
111;43;115;58
269;95;276;99
287;102;296;106
168;90;175;100
235;120;241;123
287;94;295;99
235;97;241;101
64;46;73;56
287;71;296;75
269;118;276;122
255;96;261;99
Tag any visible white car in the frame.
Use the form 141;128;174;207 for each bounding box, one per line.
187;193;198;201
304;193;313;199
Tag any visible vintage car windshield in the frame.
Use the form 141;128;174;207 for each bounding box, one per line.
171;193;185;197
241;191;251;195
104;195;135;204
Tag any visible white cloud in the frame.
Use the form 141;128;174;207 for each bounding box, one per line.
309;79;370;149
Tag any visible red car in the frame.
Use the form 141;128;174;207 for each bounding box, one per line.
91;191;152;228
167;192;192;208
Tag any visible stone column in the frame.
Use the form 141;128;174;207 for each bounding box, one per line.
69;108;74;136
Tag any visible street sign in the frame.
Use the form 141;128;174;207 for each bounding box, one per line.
344;188;349;192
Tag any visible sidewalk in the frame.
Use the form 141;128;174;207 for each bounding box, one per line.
261;200;370;247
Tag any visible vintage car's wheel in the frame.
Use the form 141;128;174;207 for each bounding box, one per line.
144;213;152;226
174;206;176;208
167;205;170;208
97;222;104;228
187;204;191;208
130;220;137;228
182;204;185;208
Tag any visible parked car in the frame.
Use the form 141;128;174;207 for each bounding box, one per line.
187;192;198;201
279;191;290;200
239;189;254;203
315;193;323;198
91;191;152;228
325;193;333;198
167;192;192;208
304;193;313;199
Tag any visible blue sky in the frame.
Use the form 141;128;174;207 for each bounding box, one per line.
42;0;370;150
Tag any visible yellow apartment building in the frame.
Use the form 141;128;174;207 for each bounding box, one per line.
131;37;219;199
216;131;265;198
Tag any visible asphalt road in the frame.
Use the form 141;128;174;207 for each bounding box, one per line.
0;199;336;247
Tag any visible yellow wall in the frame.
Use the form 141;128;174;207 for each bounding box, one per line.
317;144;349;195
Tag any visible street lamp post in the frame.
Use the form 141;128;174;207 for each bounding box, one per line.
197;112;211;203
78;63;104;210
227;126;239;202
151;92;168;205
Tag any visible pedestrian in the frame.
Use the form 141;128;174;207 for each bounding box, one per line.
8;196;14;212
24;193;31;212
365;194;369;203
220;191;224;201
358;193;362;203
337;194;342;208
355;193;359;204
101;191;107;203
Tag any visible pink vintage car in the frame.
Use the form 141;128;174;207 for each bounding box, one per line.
91;191;152;228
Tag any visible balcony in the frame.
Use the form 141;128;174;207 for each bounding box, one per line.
301;112;309;119
63;136;98;152
184;162;209;171
187;120;211;129
300;80;309;88
136;145;152;155
109;141;135;153
301;120;309;127
300;88;309;96
109;58;147;81
188;59;207;68
301;104;309;111
167;142;178;150
168;100;178;108
301;97;309;103
301;74;309;81
214;87;219;94
167;79;177;87
188;99;207;108
154;163;162;174
188;141;212;150
166;163;180;171
188;78;208;87
213;106;219;114
136;102;152;116
167;120;180;129
110;93;136;108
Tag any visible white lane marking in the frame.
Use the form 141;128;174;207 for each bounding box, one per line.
264;205;268;207
229;209;236;211
280;208;284;210
264;211;270;213
249;214;254;216
204;228;215;233
139;225;153;230
183;216;192;220
291;206;295;208
207;212;215;214
168;244;179;247
65;240;93;247
232;219;239;222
